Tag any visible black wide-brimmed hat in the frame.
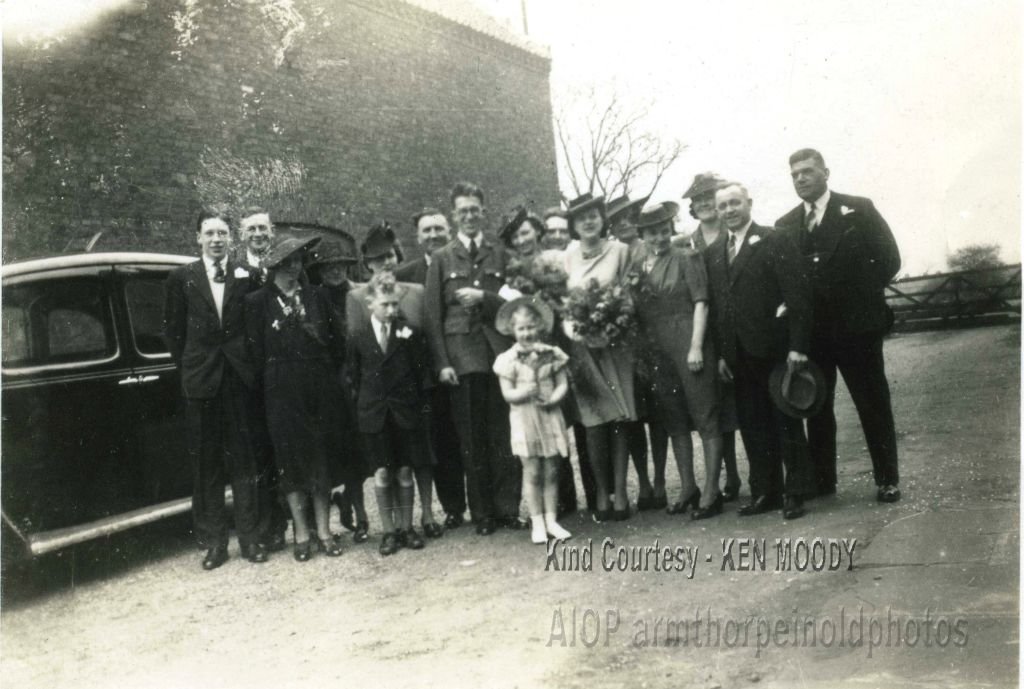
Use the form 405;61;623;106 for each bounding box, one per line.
361;222;397;260
263;235;321;269
495;296;555;337
682;172;727;199
566;192;606;217
769;360;828;419
498;208;529;247
607;194;650;223
637;201;681;230
310;237;359;266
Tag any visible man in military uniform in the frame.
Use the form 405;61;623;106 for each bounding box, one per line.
423;182;524;535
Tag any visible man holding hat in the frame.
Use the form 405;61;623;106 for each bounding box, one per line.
424;182;523;535
163;208;270;569
706;183;815;520
775;149;902;503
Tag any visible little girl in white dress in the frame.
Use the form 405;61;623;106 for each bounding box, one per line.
492;297;572;544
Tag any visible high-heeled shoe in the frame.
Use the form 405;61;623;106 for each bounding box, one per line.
317;534;344;557
667;489;701;515
691;493;724;520
293;539;314;562
721;482;741;503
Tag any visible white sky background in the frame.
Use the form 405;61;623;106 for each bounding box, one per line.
4;0;1020;275
483;0;1022;275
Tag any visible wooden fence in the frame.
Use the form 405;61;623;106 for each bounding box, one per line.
885;264;1021;332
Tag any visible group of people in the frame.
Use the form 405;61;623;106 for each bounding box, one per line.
163;147;904;569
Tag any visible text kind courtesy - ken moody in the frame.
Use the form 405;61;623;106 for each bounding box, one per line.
545;537;859;579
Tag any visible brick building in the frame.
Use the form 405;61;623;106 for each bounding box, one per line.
2;0;559;262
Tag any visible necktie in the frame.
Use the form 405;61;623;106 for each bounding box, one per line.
804;206;818;232
469;239;478;262
727;233;738;265
378;322;389;352
212;260;225;283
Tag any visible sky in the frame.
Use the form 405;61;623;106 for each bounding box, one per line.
4;0;1020;275
480;0;1021;275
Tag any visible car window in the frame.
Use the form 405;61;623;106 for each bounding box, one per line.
124;276;169;356
2;277;117;370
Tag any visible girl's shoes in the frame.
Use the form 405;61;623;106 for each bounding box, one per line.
530;516;548;544
422;520;444;539
544;514;571;540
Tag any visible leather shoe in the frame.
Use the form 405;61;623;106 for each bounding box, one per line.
353;520;370;543
444;513;465;529
877;485;901;503
591;509;613;524
201;546;228;571
498;516;529;530
404;528;426;550
293;540;314;562
737;494;783;517
241;543;268;564
637;495;657;512
475;518;496;536
422;521;444;539
379;532;400;556
667;489;701;515
318;534;344;557
692;493;724;521
782;495;806;520
612;507;631;521
721;483;741;503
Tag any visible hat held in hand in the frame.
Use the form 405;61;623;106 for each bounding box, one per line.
769;360;827;419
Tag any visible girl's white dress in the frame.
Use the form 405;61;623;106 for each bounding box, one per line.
493;342;570;458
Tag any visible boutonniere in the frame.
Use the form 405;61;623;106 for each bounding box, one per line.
233;266;249;278
272;319;281;331
396;326;413;339
748;235;761;246
840;205;855;216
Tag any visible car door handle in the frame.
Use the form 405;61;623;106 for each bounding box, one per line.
118;376;140;385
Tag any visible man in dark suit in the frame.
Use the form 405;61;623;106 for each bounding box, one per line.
424;182;523;535
395;210;466;530
235;207;275;286
395;208;450;284
706;183;815;520
163;209;269;569
775;149;902;503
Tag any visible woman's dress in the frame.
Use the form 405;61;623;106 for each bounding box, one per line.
563;240;638;428
631;244;719;437
246;282;346;494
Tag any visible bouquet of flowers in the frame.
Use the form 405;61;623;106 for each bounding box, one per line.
504;253;570;315
564;278;637;349
625;268;656;307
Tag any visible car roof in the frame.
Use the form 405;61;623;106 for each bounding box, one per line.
1;252;195;279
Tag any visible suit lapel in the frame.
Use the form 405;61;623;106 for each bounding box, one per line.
728;227;762;286
811;195;845;263
189;260;218;316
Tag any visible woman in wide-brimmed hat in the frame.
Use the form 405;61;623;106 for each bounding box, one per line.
561;193;642;522
245;235;347;561
631;201;725;520
680;172;742;501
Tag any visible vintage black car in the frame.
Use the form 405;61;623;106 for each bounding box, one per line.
2;252;194;563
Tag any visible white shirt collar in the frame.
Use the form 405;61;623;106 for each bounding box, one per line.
246;249;266;267
804;189;831;219
202;254;225;275
424;253;432;267
729;220;754;247
457;232;480;251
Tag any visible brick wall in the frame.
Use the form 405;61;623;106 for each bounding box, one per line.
2;0;559;262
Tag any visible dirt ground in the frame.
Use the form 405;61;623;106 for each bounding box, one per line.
1;324;1019;689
